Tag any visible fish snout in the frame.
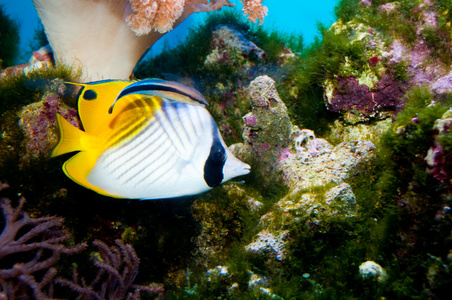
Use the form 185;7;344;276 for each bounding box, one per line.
223;153;251;182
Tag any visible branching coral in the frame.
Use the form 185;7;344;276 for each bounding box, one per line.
0;183;160;299
127;0;267;35
127;0;187;35
56;239;164;299
241;0;268;25
0;185;86;299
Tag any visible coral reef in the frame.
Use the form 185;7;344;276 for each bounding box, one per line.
240;75;294;185
18;90;80;161
0;184;163;299
56;239;164;299
2;0;452;299
204;25;265;66
32;0;268;81
0;184;86;299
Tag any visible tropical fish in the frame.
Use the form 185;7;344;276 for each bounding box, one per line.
51;79;250;200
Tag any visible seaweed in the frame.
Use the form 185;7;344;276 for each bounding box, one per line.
0;5;20;68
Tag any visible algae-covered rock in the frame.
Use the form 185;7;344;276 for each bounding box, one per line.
0;77;78;167
321;0;452;125
425;108;452;184
245;229;289;261
244;181;359;270
240;75;294;185
279;139;376;190
321;18;402;123
204;25;265;67
191;183;263;266
327;118;393;144
18;91;79;160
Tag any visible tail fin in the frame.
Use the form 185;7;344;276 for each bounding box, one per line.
51;114;86;157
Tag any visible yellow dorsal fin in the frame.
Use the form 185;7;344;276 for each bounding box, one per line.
51;114;87;157
67;80;132;133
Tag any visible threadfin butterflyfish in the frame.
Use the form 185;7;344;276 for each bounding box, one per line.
51;79;251;200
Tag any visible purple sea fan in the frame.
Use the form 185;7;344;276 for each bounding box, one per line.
56;239;163;300
0;191;86;300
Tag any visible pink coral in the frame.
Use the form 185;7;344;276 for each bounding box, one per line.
127;0;186;35
241;0;268;25
19;93;80;160
0;192;86;299
32;0;268;81
127;0;268;35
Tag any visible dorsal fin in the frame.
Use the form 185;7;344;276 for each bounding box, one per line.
108;79;208;114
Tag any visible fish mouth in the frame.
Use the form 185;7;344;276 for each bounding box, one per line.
235;162;251;177
242;164;251;175
223;154;251;180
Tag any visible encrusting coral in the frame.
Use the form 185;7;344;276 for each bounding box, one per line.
32;0;268;81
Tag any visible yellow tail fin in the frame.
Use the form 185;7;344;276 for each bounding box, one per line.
51;114;86;157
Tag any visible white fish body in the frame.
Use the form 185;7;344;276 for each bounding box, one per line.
52;79;250;200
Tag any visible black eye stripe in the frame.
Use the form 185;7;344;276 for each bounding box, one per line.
203;130;226;188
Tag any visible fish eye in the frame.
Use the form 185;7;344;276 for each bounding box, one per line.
213;147;226;163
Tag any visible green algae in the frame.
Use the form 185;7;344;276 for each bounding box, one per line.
0;66;77;117
341;86;452;297
233;85;452;299
0;6;19;67
0;66;79;176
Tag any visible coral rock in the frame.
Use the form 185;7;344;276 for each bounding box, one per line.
240;75;293;184
245;229;289;261
324;182;357;217
326;75;405;124
18;91;80;160
431;71;452;94
280;140;376;190
359;261;388;282
425;108;452;183
205;25;265;66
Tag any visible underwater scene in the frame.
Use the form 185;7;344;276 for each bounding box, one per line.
1;0;452;299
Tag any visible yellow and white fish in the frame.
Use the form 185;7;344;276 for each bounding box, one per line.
51;79;250;200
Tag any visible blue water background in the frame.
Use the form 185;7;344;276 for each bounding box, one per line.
0;0;337;63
